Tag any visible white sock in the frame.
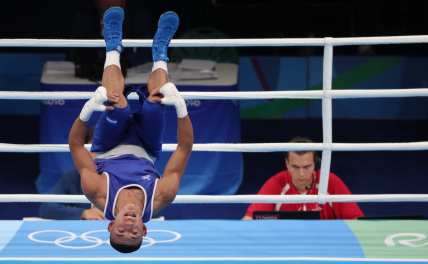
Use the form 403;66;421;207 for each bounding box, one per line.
104;51;121;69
152;61;168;73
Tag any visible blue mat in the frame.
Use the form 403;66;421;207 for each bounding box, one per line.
0;220;427;263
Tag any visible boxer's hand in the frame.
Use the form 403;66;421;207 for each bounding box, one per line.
79;86;110;122
159;82;188;118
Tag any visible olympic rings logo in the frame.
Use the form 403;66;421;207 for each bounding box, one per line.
385;233;428;248
27;229;181;249
42;99;65;106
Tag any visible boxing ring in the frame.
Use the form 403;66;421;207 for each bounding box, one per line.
1;36;428;263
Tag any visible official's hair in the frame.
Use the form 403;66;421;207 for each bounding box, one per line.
285;136;321;169
110;239;142;254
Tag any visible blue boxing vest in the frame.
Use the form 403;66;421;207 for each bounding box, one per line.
95;154;159;222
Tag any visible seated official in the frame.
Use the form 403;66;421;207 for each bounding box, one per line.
243;137;364;220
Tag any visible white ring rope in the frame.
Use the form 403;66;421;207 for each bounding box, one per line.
2;89;428;100
0;194;428;204
2;142;428;153
1;35;428;47
3;35;428;205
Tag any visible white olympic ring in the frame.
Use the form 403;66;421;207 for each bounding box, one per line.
42;99;65;106
27;229;181;249
385;233;428;248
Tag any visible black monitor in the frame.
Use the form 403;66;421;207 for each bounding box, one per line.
358;215;425;220
253;210;321;220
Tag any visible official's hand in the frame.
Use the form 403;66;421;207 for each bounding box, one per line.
80;208;104;220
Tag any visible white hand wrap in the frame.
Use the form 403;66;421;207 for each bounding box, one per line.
79;86;108;122
160;82;188;118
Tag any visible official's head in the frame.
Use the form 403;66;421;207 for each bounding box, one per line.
285;137;319;192
108;203;147;253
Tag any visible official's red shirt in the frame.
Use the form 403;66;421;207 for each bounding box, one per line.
245;170;364;219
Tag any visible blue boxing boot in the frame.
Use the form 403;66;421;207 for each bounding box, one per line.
152;11;179;62
103;7;124;53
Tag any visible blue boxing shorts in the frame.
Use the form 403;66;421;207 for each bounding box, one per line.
90;99;165;159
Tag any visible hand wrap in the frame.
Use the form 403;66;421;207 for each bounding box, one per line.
79;86;108;122
160;82;188;118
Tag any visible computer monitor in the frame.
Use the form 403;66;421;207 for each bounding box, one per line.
253;210;321;220
358;215;425;220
